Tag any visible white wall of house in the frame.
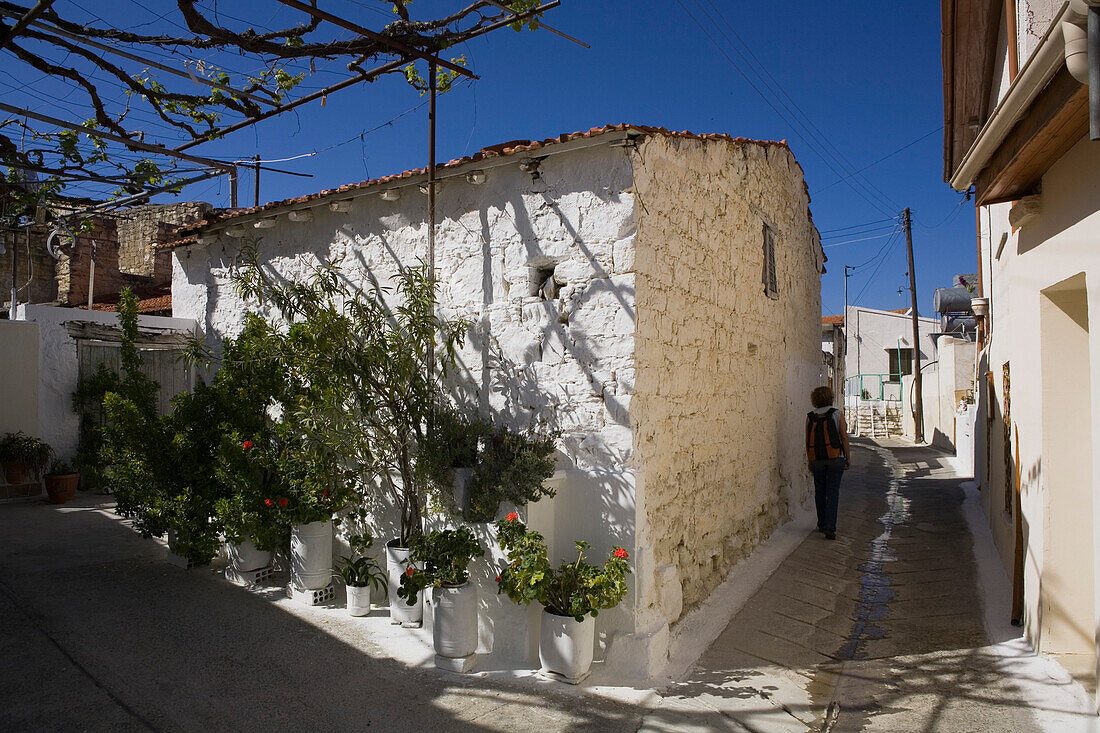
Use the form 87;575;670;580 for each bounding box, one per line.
975;134;1100;686
0;320;39;438
172;130;821;679
15;304;197;462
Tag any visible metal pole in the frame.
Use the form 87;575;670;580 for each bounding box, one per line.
843;264;852;406
427;60;437;383
1089;6;1100;140
253;155;261;207
229;167;238;208
9;227;19;319
903;208;925;443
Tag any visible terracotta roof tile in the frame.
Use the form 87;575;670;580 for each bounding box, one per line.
822;315;844;325
163;124;806;246
81;293;172;314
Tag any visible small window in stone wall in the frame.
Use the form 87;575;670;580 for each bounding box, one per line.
762;224;778;299
529;264;558;300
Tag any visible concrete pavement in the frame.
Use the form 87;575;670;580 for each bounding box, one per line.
641;439;1096;732
2;439;1095;731
0;498;644;732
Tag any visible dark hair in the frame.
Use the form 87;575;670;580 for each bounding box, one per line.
811;386;833;408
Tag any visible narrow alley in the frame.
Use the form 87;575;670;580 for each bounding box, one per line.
1;440;1094;731
641;439;1094;732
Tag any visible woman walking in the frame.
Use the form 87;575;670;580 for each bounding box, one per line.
806;386;851;540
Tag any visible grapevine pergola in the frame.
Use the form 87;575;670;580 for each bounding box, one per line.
0;0;579;223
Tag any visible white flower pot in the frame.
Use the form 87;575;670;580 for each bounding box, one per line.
432;582;478;659
227;538;273;573
291;520;333;590
539;610;595;683
386;539;422;625
346;584;372;616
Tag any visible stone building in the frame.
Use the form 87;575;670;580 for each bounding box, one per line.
168;124;824;679
943;0;1100;700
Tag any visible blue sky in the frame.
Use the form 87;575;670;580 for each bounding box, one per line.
7;1;974;317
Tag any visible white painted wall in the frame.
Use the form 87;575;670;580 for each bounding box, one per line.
15;304;197;461
843;305;939;398
0;320;39;438
973;135;1100;697
172;133;820;680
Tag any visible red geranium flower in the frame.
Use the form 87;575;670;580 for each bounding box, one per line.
264;498;274;508
506;512;519;522
277;498;288;508
321;490;329;498
495;574;501;583
242;440;254;451
614;548;629;559
405;567;415;577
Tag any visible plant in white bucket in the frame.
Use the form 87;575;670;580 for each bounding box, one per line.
496;514;631;684
397;527;485;670
336;554;387;616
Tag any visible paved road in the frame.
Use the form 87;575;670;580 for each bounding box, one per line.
641;439;1089;732
0;497;643;732
3;440;1091;732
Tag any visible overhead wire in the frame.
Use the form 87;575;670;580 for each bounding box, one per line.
823;229;901;248
684;0;901;218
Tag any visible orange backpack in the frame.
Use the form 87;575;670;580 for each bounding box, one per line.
806;409;843;461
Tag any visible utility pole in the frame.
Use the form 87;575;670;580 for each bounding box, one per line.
903;208;924;443
843;264;853;403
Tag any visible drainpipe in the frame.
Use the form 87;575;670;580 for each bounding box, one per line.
1064;0;1100;139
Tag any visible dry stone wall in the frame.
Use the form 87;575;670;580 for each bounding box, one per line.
116;202;211;279
2;225;57;309
631;135;822;624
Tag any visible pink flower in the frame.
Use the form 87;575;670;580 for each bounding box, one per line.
277;498;288;508
242;440;254;451
506;512;519;522
613;548;628;560
264;499;274;508
405;567;415;577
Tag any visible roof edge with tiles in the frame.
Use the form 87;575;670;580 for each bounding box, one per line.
162;124;805;248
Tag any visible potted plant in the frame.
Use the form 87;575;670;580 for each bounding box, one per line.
422;406;558;523
398;527;485;663
0;431;53;484
232;256;468;624
495;514;631;684
336;551;387;616
43;458;79;504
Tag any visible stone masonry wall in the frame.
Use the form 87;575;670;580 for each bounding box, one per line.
116;202;212;279
631;135;822;623
1;225;56;309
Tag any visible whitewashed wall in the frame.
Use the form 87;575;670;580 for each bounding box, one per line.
173;134;822;679
173;143;645;674
16;304;197;462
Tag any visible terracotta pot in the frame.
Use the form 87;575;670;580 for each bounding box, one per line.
3;461;30;484
44;473;78;504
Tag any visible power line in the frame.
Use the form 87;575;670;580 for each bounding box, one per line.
685;0;901;218
851;230;902;305
823;229;901;248
821;223;898;240
817;217;897;234
815;126;943;194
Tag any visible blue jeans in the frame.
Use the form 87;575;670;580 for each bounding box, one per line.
810;457;845;533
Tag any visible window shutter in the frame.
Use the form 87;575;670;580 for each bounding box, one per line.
763;224;778;299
